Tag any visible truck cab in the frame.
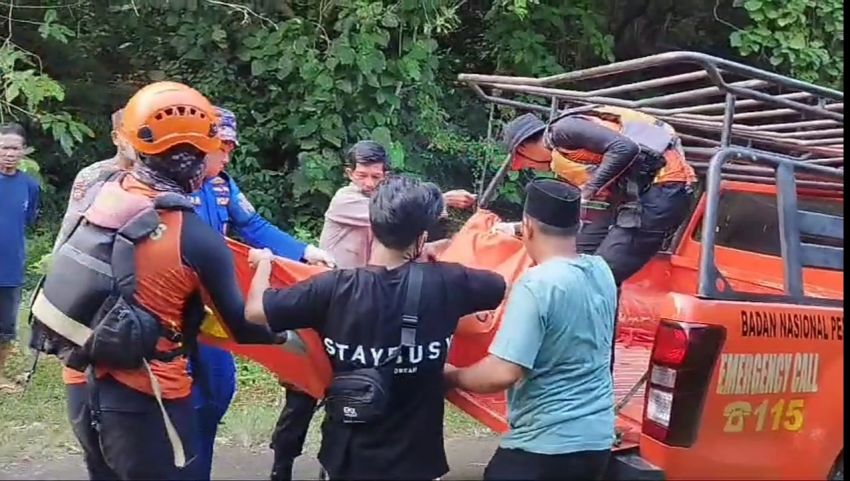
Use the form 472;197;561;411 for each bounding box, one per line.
455;51;844;480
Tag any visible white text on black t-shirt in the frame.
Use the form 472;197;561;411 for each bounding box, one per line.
323;335;453;372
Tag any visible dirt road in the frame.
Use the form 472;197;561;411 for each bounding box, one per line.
0;436;498;480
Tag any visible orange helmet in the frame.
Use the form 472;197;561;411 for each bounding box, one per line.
120;81;221;156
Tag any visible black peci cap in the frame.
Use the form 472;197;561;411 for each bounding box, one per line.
524;178;581;230
503;113;547;153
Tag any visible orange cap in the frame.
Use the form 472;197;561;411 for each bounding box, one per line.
120;81;221;155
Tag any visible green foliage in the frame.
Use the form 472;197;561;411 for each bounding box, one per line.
38;9;76;44
730;0;844;87
0;43;93;156
0;0;841;270
103;0;517;233
485;0;614;76
24;220;58;289
17;157;43;185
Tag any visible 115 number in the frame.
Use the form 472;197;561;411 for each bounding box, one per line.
722;399;805;433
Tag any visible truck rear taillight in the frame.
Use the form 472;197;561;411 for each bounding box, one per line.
642;320;726;447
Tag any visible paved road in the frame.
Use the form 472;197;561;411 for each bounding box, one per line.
0;437;498;480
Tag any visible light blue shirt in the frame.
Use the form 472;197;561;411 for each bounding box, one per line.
489;254;617;455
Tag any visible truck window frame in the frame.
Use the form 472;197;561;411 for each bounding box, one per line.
694;149;843;308
690;189;843;263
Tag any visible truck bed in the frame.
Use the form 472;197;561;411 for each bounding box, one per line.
446;342;652;450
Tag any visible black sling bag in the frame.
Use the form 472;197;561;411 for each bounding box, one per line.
323;263;423;424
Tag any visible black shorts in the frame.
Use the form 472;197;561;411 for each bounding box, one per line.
0;286;22;343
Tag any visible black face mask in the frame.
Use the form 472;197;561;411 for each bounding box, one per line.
133;149;206;194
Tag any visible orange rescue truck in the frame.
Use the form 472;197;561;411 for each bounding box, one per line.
454;51;844;480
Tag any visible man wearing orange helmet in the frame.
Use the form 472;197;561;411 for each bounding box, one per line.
32;81;282;480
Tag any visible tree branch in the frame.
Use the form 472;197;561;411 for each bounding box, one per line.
3;0;13;48
0;1;86;8
714;0;742;32
204;0;278;29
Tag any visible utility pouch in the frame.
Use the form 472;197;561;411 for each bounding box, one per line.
616;177;644;229
85;295;162;370
324;365;395;424
616;202;643;229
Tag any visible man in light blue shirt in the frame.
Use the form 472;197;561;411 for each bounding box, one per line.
445;178;617;480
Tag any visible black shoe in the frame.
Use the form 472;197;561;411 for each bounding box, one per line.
270;459;294;481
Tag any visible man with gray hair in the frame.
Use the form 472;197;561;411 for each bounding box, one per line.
54;109;135;248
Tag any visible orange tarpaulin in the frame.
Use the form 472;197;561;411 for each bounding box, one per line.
199;241;333;399
199;210;529;399
201;209;659;404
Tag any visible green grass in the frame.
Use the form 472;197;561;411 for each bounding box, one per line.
0;314;487;463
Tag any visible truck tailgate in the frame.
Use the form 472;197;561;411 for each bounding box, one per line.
614;344;652;450
446;342;652;451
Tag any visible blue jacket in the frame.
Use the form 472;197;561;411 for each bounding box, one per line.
189;172;306;409
190;173;307;260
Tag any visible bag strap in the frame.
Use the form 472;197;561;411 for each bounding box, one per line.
111;210;160;303
400;263;423;348
373;263;423;369
110;193;192;303
542;104;604;150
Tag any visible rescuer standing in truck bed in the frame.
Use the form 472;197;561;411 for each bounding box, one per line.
496;106;696;286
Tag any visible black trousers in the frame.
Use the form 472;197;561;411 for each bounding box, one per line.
578;183;691;374
67;383;119;481
67;377;196;480
484;447;610;481
484;448;611;481
270;388;319;481
579;183;691;286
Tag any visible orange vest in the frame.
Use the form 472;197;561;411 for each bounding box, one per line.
550;107;696;188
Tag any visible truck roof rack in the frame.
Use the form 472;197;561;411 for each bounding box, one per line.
461;52;843;305
458;51;844;193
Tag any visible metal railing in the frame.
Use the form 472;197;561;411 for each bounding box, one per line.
699;147;843;305
461;51;844;304
458;51;844;194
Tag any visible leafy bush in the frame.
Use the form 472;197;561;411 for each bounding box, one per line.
0;0;839;287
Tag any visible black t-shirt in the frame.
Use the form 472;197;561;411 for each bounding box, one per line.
262;261;506;480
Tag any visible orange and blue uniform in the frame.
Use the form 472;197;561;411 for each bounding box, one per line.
62;175;275;480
